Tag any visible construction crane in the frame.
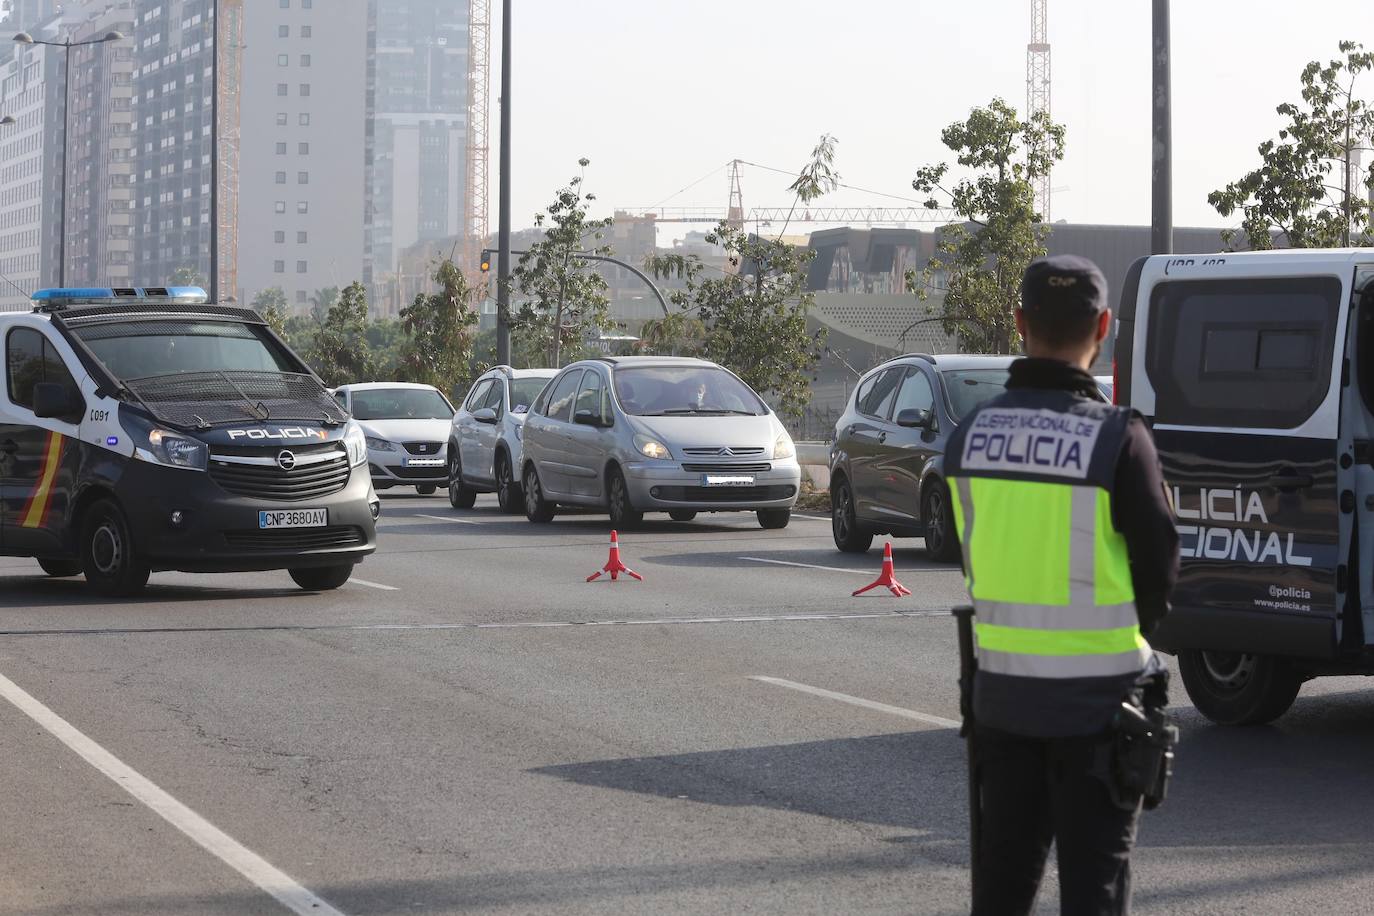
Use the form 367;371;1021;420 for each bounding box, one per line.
461;0;492;284
629;161;960;228
1027;0;1052;221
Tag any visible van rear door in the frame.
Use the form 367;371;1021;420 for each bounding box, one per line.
1133;264;1349;659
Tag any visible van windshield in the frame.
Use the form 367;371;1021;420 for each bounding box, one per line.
613;366;767;416
73;320;295;380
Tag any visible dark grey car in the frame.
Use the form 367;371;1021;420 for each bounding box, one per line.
828;354;1015;561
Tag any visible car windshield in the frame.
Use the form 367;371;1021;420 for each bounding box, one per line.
350;388;454;420
510;377;553;413
73;320;296;380
942;368;1011;421
613;366;766;416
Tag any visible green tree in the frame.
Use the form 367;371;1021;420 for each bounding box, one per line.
636;312;707;357
907;97;1065;354
399;260;478;396
307;281;375;386
366;317;407;379
170;266;207;289
647;223;824;420
309;286;340;322
510;159;614;367
1209;41;1374;249
251;287;289;338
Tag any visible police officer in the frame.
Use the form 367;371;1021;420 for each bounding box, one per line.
945;255;1179;915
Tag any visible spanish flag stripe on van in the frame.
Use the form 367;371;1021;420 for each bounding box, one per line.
20;431;63;529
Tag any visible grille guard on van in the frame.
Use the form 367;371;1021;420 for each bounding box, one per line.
122;370;348;430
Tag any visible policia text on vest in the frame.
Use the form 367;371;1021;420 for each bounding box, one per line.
946;255;1179;914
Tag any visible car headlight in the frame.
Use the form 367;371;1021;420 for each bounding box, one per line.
634;434;672;460
773;433;795;461
138;428;208;471
364;435;395;453
345;424;369;466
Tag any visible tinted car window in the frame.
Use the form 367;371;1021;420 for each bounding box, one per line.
464;379;493;411
612;366;765;416
543;370;584;423
1145;277;1341;428
74;320;294;378
943;369;1011;421
7;329;78;411
574;371;609;423
892;368;935;417
510;377;551;414
481;380;505;413
857;367;903;419
352;388;454;420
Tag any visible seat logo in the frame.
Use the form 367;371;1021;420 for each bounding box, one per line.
277;450;296;470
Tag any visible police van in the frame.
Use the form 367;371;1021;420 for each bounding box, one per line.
0;287;379;596
1117;250;1374;724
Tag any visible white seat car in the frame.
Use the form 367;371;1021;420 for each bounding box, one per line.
448;366;556;511
334;382;455;495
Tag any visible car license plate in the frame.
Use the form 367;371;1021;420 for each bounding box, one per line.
258;508;328;529
404;457;445;468
702;475;755;487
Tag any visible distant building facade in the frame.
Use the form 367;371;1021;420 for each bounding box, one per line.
365;0;470;287
239;0;367;314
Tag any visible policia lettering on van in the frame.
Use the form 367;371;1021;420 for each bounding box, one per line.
0;287;379;596
1116;251;1374;724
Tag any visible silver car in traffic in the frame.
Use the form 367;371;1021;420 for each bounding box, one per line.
448;366;557;512
519;356;800;529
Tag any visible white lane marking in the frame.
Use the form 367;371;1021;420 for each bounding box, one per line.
738;556;869;574
417;513;479;525
790;513;832;522
0;670;347;916
349;577;399;591
749;675;961;729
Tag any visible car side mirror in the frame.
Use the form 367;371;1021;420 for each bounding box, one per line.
472;407;498;424
896;407;934;430
32;382;83;422
574;409;609;428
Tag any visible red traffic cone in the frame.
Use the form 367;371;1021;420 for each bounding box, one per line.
853;542;911;597
587;530;643;582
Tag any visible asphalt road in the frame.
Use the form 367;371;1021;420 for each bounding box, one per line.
1;492;1372;915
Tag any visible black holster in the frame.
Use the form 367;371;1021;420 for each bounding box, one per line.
1108;671;1178;811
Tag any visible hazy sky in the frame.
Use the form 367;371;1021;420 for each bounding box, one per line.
496;0;1373;239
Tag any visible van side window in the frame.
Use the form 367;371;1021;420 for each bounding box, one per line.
7;328;78;411
857;367;903;420
1145;278;1341;428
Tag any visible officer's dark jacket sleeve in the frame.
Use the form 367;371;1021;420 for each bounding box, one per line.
1111;416;1178;635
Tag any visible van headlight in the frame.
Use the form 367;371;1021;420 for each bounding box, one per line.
773;433;795;461
345;424;369;466
138;428;208;471
634;434;672;460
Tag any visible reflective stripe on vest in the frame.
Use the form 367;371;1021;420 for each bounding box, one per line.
950;476;1151;680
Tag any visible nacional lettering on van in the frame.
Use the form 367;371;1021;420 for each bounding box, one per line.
1172;486;1313;567
227;426;328;441
961;409;1103;480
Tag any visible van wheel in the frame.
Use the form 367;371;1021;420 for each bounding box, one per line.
495;452;522;514
524;465;556;523
1178;650;1304;725
922;481;960;563
416;484;437;496
289;564;353;591
757;508;791;529
447;451;476;509
38;558;82;578
80;500;150;597
831;476;873;553
669;510;697;522
607;467;643;530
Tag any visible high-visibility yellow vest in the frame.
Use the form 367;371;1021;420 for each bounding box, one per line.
946;387;1152;736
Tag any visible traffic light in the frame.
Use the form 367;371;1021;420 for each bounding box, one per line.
480;249;493;273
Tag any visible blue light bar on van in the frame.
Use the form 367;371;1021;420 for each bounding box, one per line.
31;286;209;307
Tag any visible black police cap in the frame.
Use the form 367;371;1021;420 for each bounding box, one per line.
1020;254;1108;319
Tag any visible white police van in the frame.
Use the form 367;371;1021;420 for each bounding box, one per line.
1116;250;1374;724
0;286;379;596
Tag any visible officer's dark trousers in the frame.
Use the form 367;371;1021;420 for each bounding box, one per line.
970;725;1141;916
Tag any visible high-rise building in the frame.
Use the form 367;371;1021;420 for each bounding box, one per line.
3;0;58;32
0;13;65;310
365;0;470;290
67;1;136;288
130;0;218;288
238;0;368;315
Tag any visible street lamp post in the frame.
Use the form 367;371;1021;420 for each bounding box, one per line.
14;28;125;287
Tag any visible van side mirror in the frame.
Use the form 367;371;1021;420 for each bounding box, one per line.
896;407;934;430
574;408;609;428
33;382;84;422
